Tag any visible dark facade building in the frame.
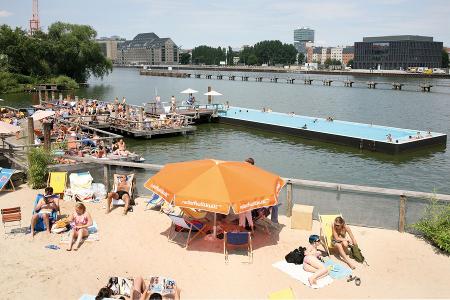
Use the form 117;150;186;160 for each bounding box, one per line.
354;35;443;70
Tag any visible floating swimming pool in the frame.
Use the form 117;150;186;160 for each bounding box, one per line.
218;107;447;154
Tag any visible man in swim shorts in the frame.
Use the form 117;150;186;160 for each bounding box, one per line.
106;174;131;215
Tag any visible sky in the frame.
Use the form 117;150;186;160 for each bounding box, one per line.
1;0;449;49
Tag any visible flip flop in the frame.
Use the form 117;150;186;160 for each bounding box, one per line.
347;275;355;282
355;277;361;286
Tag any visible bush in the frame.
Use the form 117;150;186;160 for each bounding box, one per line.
27;147;53;189
0;71;19;93
411;195;450;253
48;75;79;90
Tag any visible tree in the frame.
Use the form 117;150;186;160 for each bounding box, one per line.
227;46;234;65
347;59;354;68
442;50;449;68
191;45;226;65
324;58;332;68
247;54;258;65
179;53;191;64
297;53;305;64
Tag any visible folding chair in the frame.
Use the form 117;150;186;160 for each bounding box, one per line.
0;168;15;192
1;207;21;233
112;174;135;210
181;207;209;222
32;194;58;232
144;193;164;210
166;214;208;248
319;213;343;256
224;231;253;264
69;171;94;202
47;171;67;196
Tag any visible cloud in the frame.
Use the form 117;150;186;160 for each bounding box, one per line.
0;10;12;17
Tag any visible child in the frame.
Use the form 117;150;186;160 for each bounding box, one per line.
303;234;328;286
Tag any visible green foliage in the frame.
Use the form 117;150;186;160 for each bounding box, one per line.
227;46;234;65
239;40;297;66
347;59;354;68
442;50;449;68
0;22;112;83
48;75;79;89
179;53;191;65
0;71;19;93
324;58;342;68
298;53;305;64
191;45;226;65
411;196;450;253
27;147;53;189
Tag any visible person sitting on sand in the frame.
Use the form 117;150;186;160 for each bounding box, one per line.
30;187;60;237
332;216;358;269
303;234;328;286
66;203;93;251
106;174;131;215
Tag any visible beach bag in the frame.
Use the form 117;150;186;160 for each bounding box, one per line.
349;244;365;263
285;246;306;265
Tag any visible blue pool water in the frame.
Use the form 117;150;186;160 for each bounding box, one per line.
220;107;445;143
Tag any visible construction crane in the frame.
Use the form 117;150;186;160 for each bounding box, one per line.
29;0;40;35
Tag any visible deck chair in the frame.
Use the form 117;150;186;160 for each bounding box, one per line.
319;213;343;256
69;171;94;202
181;207;209;222
1;207;21;233
47;171;67;196
166;214;208;248
268;287;295;300
0;168;15;192
224;231;253;264
32;194;58;232
112;174;135;210
144;193;165;210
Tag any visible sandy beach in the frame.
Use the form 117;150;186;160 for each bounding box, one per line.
1;184;450;300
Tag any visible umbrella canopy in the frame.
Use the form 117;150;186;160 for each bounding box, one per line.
32;110;55;121
0;121;22;135
204;90;222;96
144;159;285;214
180;88;198;94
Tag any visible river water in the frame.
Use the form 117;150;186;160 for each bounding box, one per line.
2;68;450;194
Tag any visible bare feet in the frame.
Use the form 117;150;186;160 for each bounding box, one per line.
122;210;127;216
308;276;317;286
105;210;110;214
66;248;72;251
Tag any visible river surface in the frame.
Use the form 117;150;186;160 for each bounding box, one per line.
2;68;450;194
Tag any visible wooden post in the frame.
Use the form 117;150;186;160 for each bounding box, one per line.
43;122;52;151
399;195;407;232
286;182;293;217
59;93;63;101
207;86;212;104
27;117;34;145
44;90;48;101
103;165;110;191
51;91;55;100
38;89;42;104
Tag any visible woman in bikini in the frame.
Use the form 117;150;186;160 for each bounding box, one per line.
332;216;358;269
303;234;328;286
66;203;93;251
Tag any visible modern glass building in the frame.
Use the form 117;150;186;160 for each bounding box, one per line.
294;27;314;43
354;35;443;70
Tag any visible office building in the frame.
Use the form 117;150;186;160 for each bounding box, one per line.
354;35;443;70
293;27;314;56
118;33;179;65
96;36;126;63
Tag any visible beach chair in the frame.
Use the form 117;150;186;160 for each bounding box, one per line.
181;207;209;222
1;207;21;233
47;171;67;196
32;194;58;232
69;171;94;202
268;287;295;300
0;168;15;192
166;214;208;248
112;173;135;210
144;193;165;210
224;231;253;264
319;213;343;256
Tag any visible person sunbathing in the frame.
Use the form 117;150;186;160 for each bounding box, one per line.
332;216;358;269
303;234;329;286
106;175;131;215
66;203;93;251
30;187;59;237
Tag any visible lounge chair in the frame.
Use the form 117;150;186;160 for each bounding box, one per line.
166;214;208;248
32;194;58;232
1;207;21;233
0;168;15;192
319;213;343;256
68;171;94;202
47;171;67;196
268;287;295;300
144;193;164;210
111;173;135;210
181;207;209;222
224;231;253;264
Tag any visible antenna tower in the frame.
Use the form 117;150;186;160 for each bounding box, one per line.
29;0;40;35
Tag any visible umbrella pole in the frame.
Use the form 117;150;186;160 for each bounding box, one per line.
213;213;217;236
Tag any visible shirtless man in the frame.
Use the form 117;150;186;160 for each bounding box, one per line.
106;175;131;215
30;187;59;237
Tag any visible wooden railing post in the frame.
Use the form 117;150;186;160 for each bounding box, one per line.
103;165;110;191
43;122;52;151
27;117;34;145
286;182;293;217
207;86;212;104
399;195;407;232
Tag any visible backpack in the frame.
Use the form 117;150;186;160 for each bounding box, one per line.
285;246;306;265
349;244;365;263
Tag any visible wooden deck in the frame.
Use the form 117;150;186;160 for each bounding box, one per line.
107;124;196;138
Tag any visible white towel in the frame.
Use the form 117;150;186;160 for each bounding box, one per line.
272;260;333;289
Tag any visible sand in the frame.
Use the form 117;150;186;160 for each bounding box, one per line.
1;185;450;300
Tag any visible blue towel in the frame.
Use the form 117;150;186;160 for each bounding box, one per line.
323;260;352;279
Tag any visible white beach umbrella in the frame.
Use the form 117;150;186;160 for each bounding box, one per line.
180;88;198;94
0;121;22;135
204;90;223;96
32;110;55;121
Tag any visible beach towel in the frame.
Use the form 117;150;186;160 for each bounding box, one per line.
59;222;99;244
272;260;333;289
323;260;352;279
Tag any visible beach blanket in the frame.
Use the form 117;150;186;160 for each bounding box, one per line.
323;260;352;279
272;261;333;289
59;222;99;244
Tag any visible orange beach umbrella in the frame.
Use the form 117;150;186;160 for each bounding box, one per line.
144;159;285;214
